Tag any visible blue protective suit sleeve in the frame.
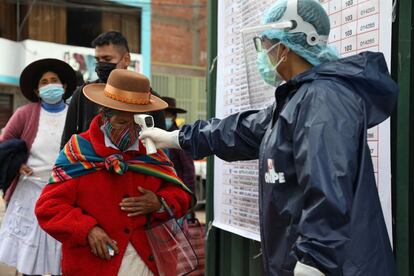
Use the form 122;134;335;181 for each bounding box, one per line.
291;81;364;274
179;104;274;161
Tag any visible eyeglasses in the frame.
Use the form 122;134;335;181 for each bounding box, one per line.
253;36;264;52
253;36;280;53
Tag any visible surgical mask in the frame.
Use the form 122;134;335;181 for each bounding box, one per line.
256;43;285;87
165;118;174;129
103;118;140;152
95;62;118;82
39;84;64;104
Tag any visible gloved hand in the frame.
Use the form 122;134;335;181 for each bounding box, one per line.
139;128;181;149
294;261;324;276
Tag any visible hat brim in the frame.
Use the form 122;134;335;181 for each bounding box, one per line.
165;107;187;113
83;83;168;113
20;58;77;102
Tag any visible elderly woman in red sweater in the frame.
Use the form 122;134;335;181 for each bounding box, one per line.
35;69;193;276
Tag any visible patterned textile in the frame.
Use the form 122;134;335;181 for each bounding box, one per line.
102;116;140;152
49;134;191;193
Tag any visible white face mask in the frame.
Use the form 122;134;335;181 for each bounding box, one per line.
256;43;287;87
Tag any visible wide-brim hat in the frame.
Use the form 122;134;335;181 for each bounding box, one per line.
162;96;187;114
83;69;168;113
20;58;77;102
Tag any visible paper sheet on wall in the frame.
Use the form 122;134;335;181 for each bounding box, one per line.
214;0;394;243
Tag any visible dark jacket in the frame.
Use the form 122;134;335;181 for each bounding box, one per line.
0;139;28;193
178;52;398;275
60;81;166;148
168;123;196;193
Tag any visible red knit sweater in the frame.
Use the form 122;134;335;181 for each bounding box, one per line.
35;115;192;276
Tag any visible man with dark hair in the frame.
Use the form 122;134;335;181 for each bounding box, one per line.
92;30;130;52
91;31;130;82
60;31;165;148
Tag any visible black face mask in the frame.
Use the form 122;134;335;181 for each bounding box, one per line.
95;62;117;82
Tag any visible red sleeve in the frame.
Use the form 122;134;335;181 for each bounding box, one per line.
155;182;193;219
35;179;98;247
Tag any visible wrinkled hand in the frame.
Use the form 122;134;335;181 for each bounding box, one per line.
19;164;33;176
139;128;181;149
119;187;162;217
87;226;119;260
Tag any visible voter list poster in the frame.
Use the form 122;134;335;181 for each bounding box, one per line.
214;0;394;242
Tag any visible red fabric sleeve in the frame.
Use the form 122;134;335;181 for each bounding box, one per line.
35;179;98;247
155;182;192;219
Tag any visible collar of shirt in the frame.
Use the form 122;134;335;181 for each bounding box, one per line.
100;125;139;152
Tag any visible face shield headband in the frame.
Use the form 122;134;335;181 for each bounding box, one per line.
240;0;328;47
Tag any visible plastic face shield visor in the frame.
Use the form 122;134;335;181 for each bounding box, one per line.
239;22;294;98
238;0;329;101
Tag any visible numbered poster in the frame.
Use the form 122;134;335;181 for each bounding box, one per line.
214;0;394;242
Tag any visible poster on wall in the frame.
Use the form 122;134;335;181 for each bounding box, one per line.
0;38;143;84
214;0;394;242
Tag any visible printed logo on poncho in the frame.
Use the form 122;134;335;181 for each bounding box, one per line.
265;159;285;184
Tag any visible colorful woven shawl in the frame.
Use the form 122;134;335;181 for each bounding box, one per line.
49;134;192;194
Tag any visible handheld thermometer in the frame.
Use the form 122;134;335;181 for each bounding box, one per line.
134;114;157;155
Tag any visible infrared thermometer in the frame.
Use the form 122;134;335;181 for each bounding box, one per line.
134;114;157;155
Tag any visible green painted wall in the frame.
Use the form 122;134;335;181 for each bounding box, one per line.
393;0;414;275
151;73;207;123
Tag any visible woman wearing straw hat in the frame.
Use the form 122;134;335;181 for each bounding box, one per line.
35;69;193;276
0;58;77;276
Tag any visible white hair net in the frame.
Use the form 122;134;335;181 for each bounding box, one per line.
262;0;339;66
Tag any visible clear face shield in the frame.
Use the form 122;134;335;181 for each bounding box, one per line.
240;0;328;107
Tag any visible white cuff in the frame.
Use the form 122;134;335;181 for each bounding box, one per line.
170;130;181;149
294;261;324;276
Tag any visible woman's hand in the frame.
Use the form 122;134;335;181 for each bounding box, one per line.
19;164;33;176
119;186;162;217
87;226;119;260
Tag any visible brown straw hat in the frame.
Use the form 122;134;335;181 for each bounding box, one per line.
162;96;187;114
83;69;168;113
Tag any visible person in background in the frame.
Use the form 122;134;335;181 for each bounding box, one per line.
140;0;399;275
0;58;77;276
75;70;85;86
162;97;196;199
60;31;166;148
35;69;192;276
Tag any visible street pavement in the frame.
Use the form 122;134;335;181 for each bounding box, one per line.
0;199;20;276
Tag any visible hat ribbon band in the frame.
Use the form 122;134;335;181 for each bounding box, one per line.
104;84;151;104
